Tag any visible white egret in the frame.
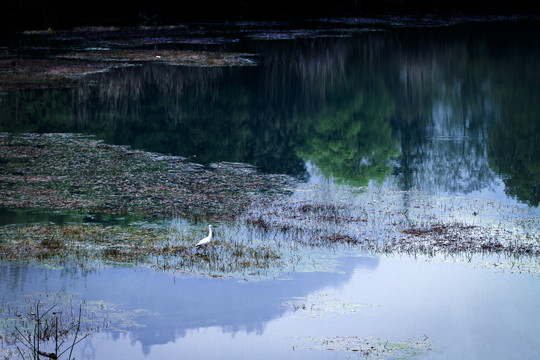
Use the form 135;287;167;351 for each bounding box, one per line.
195;225;214;247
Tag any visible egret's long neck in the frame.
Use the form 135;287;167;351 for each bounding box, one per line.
209;226;212;236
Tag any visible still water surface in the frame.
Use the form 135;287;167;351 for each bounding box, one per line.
1;20;539;359
1;21;539;207
2;255;538;359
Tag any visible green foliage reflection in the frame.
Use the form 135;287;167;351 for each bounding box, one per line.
489;53;540;206
297;77;398;186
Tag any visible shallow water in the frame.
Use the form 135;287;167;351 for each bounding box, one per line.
1;19;540;359
1;254;538;359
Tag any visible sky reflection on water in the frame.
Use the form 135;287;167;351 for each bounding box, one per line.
1;254;538;360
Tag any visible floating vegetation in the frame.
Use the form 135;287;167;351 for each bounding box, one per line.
1;25;257;90
0;133;538;277
243;184;540;259
282;292;371;319
0;221;308;278
393;222;538;256
0;57;111;89
246;29;351;40
0;133;294;220
0;224;165;269
303;335;432;358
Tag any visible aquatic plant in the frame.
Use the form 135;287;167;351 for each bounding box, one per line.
0;292;153;359
10;303;86;360
1;294;88;360
0;222;300;278
0;133;295;220
303;335;432;358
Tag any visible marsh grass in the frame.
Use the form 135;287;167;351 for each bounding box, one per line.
0;133;538;277
242;188;540;269
0;222;304;278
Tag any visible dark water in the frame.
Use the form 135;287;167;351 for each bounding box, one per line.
1;21;539;207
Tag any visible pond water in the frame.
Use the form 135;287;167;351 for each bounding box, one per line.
2;21;539;208
1;19;539;359
1;256;539;359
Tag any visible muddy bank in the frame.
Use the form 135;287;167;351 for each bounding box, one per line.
0;51;255;89
1;24;259;89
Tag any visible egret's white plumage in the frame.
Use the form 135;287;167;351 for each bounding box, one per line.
196;225;213;247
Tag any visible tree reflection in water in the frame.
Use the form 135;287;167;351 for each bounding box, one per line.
0;22;538;206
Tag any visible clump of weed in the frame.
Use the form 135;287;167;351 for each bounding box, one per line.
303;335;432;358
0;291;152;359
40;237;64;250
0;222;294;278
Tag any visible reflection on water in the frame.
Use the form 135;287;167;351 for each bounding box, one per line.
1;21;539;360
2;255;538;360
1;22;539;207
0;256;378;356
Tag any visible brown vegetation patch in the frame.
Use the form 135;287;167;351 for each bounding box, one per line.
0;133;294;220
402;223;476;237
0;223;289;277
395;223;539;256
57;49;256;67
0;58;110;89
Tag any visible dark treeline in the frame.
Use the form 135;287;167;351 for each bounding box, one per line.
3;0;540;33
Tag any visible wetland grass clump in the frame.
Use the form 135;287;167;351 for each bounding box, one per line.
0;222;293;278
0;224;169;270
398;222;540;257
154;239;286;277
